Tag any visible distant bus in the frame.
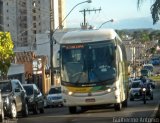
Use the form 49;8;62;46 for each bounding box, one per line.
58;29;129;113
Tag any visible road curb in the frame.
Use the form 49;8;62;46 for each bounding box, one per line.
155;103;160;118
151;100;160;123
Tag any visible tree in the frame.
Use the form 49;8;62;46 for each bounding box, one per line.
132;30;150;43
140;30;150;43
137;0;160;24
0;32;14;78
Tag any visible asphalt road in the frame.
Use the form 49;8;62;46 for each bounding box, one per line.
10;83;159;123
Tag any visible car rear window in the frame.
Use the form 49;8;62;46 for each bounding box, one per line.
23;85;34;96
0;81;12;93
131;82;141;88
49;87;61;94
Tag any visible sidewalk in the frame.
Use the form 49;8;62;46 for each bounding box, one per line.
155;104;160;118
153;81;160;122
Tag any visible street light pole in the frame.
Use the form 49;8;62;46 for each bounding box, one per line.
50;0;92;85
98;19;114;29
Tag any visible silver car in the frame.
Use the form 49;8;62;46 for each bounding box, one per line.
129;81;143;101
46;86;63;107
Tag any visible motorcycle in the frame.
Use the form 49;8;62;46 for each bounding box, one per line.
142;87;146;104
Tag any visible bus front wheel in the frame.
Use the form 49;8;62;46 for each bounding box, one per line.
114;103;122;111
122;99;128;107
69;106;77;114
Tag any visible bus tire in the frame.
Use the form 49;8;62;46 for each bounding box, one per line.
122;99;128;107
114;103;122;111
130;98;134;101
69;106;77;114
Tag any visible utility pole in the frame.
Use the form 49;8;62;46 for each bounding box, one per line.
49;0;91;85
50;0;54;85
79;8;101;29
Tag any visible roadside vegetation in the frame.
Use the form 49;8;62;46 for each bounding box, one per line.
0;32;14;79
149;75;160;82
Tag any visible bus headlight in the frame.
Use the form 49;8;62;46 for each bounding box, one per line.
62;89;74;96
107;88;111;93
106;87;117;93
68;91;73;95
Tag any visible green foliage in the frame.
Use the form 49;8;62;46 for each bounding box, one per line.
141;32;150;43
132;30;150;43
151;0;160;24
150;47;156;54
137;0;160;24
0;32;14;77
116;30;125;39
149;76;160;82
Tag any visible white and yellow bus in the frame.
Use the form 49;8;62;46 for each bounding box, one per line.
58;29;129;113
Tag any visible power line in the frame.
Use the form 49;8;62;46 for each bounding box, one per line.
79;7;101;29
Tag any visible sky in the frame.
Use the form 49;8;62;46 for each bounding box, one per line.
65;0;159;29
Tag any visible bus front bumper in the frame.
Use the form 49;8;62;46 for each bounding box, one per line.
63;91;122;106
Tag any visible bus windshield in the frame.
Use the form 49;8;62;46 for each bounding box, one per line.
61;41;116;84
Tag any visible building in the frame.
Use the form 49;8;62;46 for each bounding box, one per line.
7;63;25;83
0;0;66;50
0;0;3;30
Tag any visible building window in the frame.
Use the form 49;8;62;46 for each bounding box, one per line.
7;24;9;27
33;23;36;28
33;30;36;34
7;10;8;12
33;16;36;20
33;9;36;13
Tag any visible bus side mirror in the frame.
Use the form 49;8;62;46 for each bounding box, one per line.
53;50;60;68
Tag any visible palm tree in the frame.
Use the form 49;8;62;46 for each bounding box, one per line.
137;0;160;24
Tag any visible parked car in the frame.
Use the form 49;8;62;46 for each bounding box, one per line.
0;90;4;122
46;86;63;107
23;84;44;114
0;79;28;119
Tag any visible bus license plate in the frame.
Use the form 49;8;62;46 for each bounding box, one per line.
85;98;95;102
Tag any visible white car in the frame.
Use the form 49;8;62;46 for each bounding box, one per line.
46;86;63;107
129;81;143;101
